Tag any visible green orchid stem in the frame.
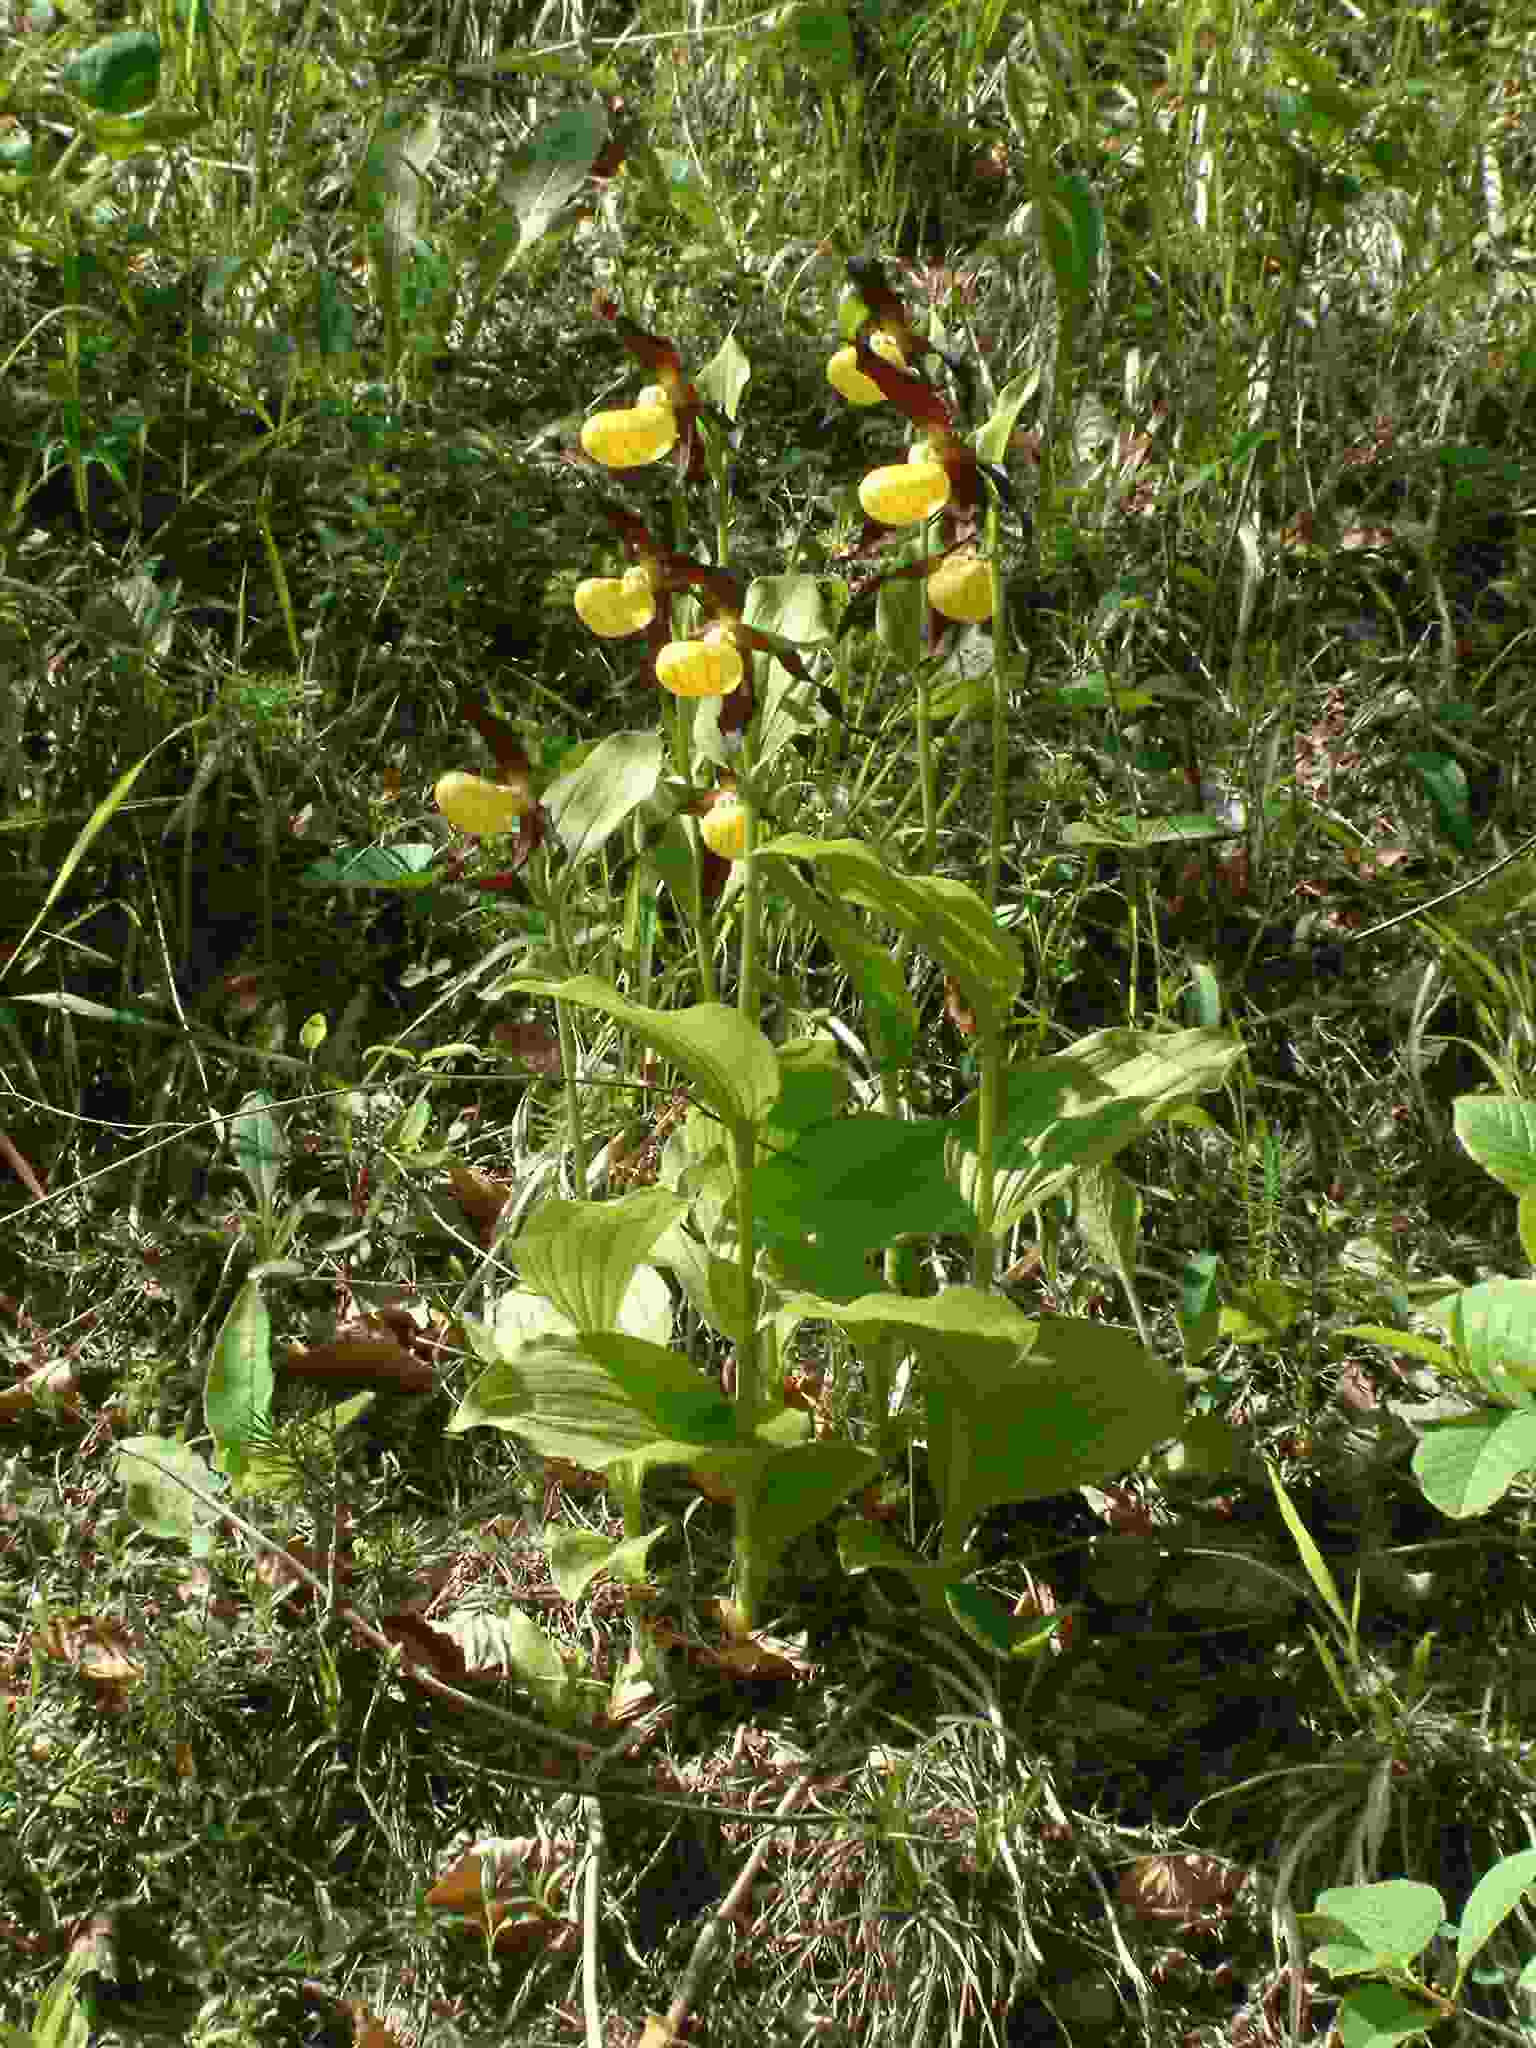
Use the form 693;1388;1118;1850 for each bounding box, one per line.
970;1020;1001;1288
729;1113;762;1628
984;499;1012;914
737;735;761;1026
554;996;588;1200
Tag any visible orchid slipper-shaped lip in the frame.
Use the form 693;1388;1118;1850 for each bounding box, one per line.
826;328;906;406
579;384;678;468
434;770;532;835
927;551;994;622
574;562;658;636
859;443;953;526
699;791;748;859
655;623;745;698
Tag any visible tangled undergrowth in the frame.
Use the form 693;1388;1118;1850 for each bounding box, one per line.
3;0;1536;2043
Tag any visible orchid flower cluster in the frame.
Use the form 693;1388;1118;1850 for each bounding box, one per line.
433;264;1005;868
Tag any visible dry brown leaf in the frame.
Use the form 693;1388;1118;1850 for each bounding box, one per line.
1117;1853;1247;1926
447;1162;514;1243
281;1337;434;1393
40;1614;143;1689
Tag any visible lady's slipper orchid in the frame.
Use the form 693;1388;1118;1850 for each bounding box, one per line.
700;792;748;860
574;562;657;637
927;551;994;622
435;770;532;835
859;450;952;527
656;623;744;698
827;328;907;405
580;384;678;469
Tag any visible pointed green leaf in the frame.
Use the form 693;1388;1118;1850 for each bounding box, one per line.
1072;1161;1141;1283
1335;1982;1443;2048
299;843;438;888
116;1437;223;1557
1407;751;1473;854
755;835;1024;1033
837;1516;966;1612
1267;1461;1350;1630
1063;812;1235;849
230;1089;284;1209
1411;1409;1536;1518
760;859;919;1065
447;1330;731;1467
502;976;780;1127
743;1438;881;1580
542;730;664;863
1309;1882;1444;1974
975;371;1039;468
696;331;751;422
1455;1848;1536;1991
513;1188;686;1332
61;28;160;112
497;100;607;254
205;1280;273;1477
546;1523;669;1601
1454;1096;1536;1198
946;1581;1068;1659
1450;1278;1536;1405
28;1957;90;2048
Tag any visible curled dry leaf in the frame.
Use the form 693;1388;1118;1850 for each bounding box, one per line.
491;1018;563;1073
427;1836;577;1955
40;1613;143;1690
447;1162;514;1244
281;1336;435;1393
1116;1853;1247;1927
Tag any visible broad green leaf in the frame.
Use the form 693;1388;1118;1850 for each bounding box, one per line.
299;843;438;887
651;1223;753;1348
61;28;160;112
755;835;1024;1033
1455;1848;1536;1991
1179;1251;1222;1361
116;1437;223;1556
446;1330;732;1467
546;1523;668;1600
753;1113;974;1299
1412;1409;1536;1518
1335;1983;1444;2048
1450;1278;1536;1405
502;976;779;1127
1522;1193;1536;1269
364;99;448;274
1267;1461;1350;1632
205;1280;273;1477
500;100;606;251
696;331;751;421
88;108;206;152
797;1289;1183;1523
1308;1881;1444;1974
512;1189;686;1332
955;1060;1145;1230
1454;1096;1536;1198
761;860;919;1065
542;730;664;862
230;1089;284;1209
1062;812;1236;849
1407;751;1473;854
737;1438;882;1582
1057;1025;1244;1113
